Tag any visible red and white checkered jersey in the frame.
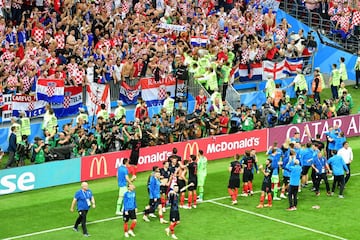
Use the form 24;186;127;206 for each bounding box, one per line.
31;27;45;43
240;47;250;64
7;75;18;91
54;33;65;49
351;11;360;27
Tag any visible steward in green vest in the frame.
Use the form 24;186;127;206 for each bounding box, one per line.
97;103;109;120
76;107;89;125
114;100;126;120
19;111;31;137
330;63;341;99
339;57;348;82
220;62;232;101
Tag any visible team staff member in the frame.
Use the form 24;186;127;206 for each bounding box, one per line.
116;158;132;215
186;155;198;209
197;150;208;202
337;141;353;185
70;182;96;237
312;151;331;196
256;158;273;208
123;184;137;238
285;151;302;211
328;151;349;198
228;154;242;205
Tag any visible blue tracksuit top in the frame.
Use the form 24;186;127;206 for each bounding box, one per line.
123;191;137;211
327;155;349;176
313;156;327;174
300;147;313;166
148;176;161;199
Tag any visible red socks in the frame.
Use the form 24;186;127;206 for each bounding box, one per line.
259;195;265;205
161;196;166;208
248;182;253;192
130;221;136;230
228;188;235;200
169;222;177;234
193;193;197;206
267;193;272;205
124;223;128;232
188;192;193;207
180;194;185;206
243;184;248;194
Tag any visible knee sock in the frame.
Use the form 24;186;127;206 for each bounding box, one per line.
124;223;128;232
228;188;235;200
180;194;185;206
188;192;193;207
130;221;136;230
161;196;166;208
259;195;265;205
267;193;272;205
193;192;197;205
248;182;253;192
169;222;177;234
198;186;204;199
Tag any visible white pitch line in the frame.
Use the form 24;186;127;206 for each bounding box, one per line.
208;200;347;240
4;173;359;239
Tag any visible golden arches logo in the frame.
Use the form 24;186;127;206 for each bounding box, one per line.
183;142;199;161
90;156;109;177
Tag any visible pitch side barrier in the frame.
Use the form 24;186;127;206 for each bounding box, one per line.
2;113;360;195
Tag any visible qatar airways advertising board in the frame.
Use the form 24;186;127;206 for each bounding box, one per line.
268;114;360;145
80;129;267;181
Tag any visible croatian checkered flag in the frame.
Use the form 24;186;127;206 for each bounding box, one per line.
158;85;166;100
46;82;56;97
63;91;71;108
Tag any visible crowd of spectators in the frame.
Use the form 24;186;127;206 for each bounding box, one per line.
294;0;360;40
0;0;347;168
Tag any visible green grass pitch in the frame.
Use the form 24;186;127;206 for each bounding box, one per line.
1;137;360;240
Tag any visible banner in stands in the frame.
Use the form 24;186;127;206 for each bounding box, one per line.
1;93;13;121
263;58;303;80
86;82;111;116
119;81;141;105
12;94;47;118
140;76;184;107
80;129;267;181
36;78;65;103
52;86;83;118
231;63;262;82
0;158;81;195
268;114;360;145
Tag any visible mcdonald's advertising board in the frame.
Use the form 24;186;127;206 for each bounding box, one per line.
80;129;267;181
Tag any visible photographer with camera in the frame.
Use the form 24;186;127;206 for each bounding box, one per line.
292;96;308;123
278;102;295;125
242;107;255;131
337;90;353;116
33;137;46;164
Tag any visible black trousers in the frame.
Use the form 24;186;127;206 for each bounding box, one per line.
288;185;299;208
355;70;360;87
332;175;345;195
74;210;88;234
345;164;351;184
314;173;330;193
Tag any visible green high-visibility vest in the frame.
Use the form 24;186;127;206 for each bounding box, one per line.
332;69;341;86
221;65;232;83
339;63;348;80
206;72;218;91
295;74;307;91
98;109;109;120
115;106;126;120
20;117;31;136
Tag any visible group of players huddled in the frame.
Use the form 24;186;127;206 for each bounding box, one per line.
115;125;352;239
116;148;207;239
228;126;352;211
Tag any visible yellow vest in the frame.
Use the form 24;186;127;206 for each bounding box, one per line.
98;109;109;120
295;74;307;91
339;63;348;80
47;115;58;135
20;117;31;136
163;97;175;115
114;106;126;120
331;69;340;86
76;113;89;123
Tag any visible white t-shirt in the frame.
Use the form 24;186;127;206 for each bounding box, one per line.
337;147;353;164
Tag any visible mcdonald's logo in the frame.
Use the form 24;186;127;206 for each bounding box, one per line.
183;142;199;160
90;156;109;177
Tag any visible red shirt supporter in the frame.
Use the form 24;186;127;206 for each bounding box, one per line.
219;111;229;134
